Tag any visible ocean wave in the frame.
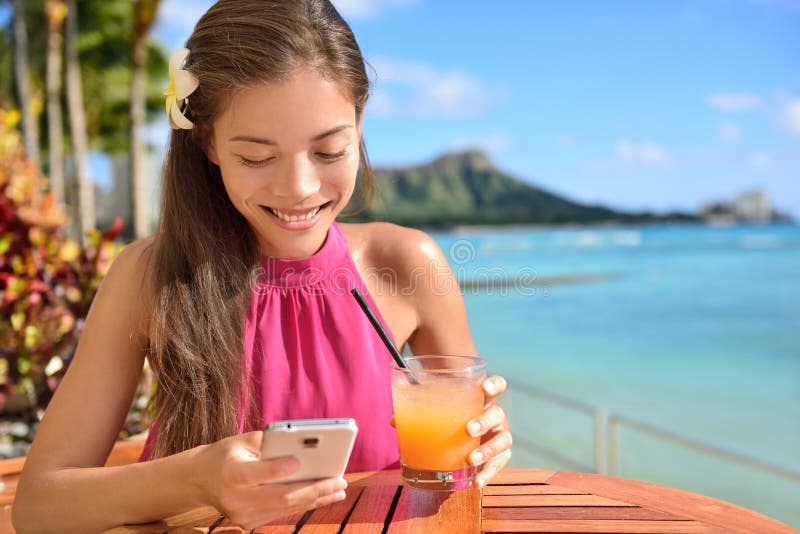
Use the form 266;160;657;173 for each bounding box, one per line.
552;230;642;248
740;234;782;249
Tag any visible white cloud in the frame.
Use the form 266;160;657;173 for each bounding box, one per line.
782;99;800;134
450;133;512;154
332;0;420;18
367;57;493;117
750;153;771;170
717;122;741;142
707;93;764;112
615;140;670;166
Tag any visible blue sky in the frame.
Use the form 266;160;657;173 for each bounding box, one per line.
107;1;800;217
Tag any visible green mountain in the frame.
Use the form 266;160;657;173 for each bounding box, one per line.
349;150;694;227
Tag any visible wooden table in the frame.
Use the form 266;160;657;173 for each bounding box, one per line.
103;468;797;534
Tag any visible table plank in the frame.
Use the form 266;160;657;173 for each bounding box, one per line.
482;506;687;521
342;484;399;534
1;505;13;534
490;469;556;485
546;471;798;534
0;457;26;477
105;507;221;533
0;457;25;508
480;519;736;533
387;486;480;534
482;483;588;496
346;470;403;487
298;486;364;533
482;494;636;507
253;510;309;533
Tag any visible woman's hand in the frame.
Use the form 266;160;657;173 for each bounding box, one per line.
466;375;512;488
195;431;347;530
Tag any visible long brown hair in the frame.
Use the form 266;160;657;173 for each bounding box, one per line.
148;0;375;458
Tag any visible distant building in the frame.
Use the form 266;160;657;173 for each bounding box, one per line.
699;188;783;224
732;189;771;222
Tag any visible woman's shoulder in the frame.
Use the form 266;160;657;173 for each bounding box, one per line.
338;222;447;275
100;236;156;321
109;236;155;283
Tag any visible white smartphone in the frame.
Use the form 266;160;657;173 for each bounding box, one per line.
260;418;358;483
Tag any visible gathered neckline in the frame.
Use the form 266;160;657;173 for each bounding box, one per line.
257;222;349;288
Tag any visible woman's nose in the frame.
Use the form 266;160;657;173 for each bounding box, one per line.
271;156;321;199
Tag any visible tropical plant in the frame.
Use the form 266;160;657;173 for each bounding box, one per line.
131;0;162;238
0;109;150;458
45;0;66;204
10;0;39;165
2;0;169;239
64;0;94;243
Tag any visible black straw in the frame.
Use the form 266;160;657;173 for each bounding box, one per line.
350;287;419;384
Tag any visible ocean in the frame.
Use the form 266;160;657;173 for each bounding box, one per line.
431;222;800;528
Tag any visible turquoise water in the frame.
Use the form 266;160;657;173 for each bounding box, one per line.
432;223;800;527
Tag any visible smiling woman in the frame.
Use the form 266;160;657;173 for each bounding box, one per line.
11;1;511;532
206;72;362;258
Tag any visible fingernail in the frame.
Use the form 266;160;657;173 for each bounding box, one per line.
470;450;485;465
476;475;487;488
484;380;496;395
467;421;481;436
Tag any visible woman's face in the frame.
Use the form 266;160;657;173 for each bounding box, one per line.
207;69;362;259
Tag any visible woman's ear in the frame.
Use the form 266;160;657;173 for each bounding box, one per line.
206;142;220;166
196;124;219;165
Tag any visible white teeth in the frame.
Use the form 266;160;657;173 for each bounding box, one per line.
269;206;320;222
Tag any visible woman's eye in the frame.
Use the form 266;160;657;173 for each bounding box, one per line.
238;156;274;168
316;149;348;161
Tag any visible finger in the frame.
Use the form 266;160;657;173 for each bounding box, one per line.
225;430;268;461
224;431;267;464
468;428;512;467
236;489;348;532
239;430;266;450
475;449;512;488
283;477;348;508
482;375;507;400
228;455;300;486
237;476;346;517
311;488;348;508
466;404;506;438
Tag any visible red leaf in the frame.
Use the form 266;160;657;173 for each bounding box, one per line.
101;217;124;241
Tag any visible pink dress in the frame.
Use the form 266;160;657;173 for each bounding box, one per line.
141;222;400;471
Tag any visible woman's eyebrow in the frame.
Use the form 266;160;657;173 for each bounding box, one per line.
311;124;352;141
228;124;352;145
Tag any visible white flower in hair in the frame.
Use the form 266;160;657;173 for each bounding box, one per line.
164;48;199;130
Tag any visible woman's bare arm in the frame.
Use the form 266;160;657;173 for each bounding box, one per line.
12;239;206;531
12;239;347;533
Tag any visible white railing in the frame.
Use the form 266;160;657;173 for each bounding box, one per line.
506;379;800;483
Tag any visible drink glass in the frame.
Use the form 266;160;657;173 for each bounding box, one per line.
390;355;487;491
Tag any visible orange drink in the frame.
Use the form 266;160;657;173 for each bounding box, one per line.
390;355;487;491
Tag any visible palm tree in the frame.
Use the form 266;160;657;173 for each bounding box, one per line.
2;0;168;238
64;0;93;243
130;0;161;239
45;0;66;203
11;0;40;166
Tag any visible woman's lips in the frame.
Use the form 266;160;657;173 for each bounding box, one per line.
261;201;331;230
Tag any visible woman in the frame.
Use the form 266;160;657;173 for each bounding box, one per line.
13;1;512;531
